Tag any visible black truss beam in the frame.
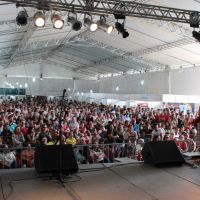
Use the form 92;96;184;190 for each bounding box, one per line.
0;0;199;24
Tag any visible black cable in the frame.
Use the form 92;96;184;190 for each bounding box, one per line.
67;174;82;182
0;176;6;200
0;175;51;200
0;162;142;200
0;173;82;200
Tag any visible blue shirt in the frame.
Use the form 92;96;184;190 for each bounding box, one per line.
9;123;17;133
133;123;140;135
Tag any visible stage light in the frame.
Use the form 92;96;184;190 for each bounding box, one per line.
34;11;45;27
192;30;200;42
25;83;28;88
51;14;64;29
97;16;114;34
32;77;36;82
20;84;22;88
16;10;28;26
141;80;144;85
116;86;119;91
190;12;199;28
115;22;129;38
84;17;97;32
40;74;43;80
68;16;82;31
16;82;19;85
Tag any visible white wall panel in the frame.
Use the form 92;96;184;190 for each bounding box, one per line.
170;67;200;95
0;77;97;96
99;71;169;95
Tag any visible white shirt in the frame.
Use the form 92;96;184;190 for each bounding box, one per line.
0;152;16;167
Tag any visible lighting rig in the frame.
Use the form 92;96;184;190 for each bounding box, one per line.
3;0;200;39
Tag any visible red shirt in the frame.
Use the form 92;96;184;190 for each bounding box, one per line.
177;141;188;152
21;127;28;136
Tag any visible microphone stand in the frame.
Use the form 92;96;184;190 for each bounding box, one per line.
40;89;72;187
56;89;67;187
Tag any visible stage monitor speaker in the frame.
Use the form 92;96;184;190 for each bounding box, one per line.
34;145;78;174
141;141;185;166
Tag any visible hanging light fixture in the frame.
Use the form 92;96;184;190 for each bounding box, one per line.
16;10;28;26
97;16;114;34
51;13;64;29
67;13;82;31
115;22;129;38
84;15;98;32
34;11;45;27
40;73;43;80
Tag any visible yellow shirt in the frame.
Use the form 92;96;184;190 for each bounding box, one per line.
66;137;76;145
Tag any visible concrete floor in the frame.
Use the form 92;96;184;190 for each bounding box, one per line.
1;163;200;200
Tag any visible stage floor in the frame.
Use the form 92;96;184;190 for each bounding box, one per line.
1;163;200;200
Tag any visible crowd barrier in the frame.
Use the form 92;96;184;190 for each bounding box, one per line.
0;142;140;169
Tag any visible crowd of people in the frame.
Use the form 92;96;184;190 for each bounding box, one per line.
0;98;199;168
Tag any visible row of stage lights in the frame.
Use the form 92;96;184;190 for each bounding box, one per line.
16;10;129;38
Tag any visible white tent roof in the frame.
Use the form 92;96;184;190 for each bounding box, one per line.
0;0;200;79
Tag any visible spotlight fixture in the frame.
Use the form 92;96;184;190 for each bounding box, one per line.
115;22;129;38
84;16;97;32
97;16;114;34
16;10;28;26
192;30;200;42
51;14;64;29
34;11;45;27
190;12;199;28
68;14;82;31
40;73;43;80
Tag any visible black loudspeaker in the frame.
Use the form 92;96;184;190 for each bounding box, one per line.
34;145;78;174
141;141;185;166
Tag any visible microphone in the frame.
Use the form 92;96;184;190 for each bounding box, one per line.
62;89;66;99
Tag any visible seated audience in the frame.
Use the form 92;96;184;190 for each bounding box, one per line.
0;98;199;168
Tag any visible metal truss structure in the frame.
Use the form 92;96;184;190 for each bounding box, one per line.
72;36;167;72
1;0;200;24
140;18;193;37
0;32;194;73
92;37;195;66
1;0;200;76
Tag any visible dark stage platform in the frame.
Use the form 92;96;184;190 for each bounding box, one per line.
1;163;200;200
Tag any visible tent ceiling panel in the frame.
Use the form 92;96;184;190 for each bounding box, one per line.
143;52;193;66
0;0;200;79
